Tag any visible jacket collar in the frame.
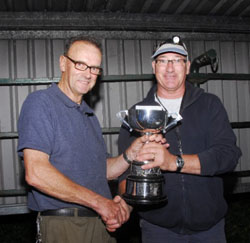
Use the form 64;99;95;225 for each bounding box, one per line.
144;81;204;113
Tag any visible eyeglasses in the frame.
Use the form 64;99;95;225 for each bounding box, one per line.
155;58;187;66
64;55;102;75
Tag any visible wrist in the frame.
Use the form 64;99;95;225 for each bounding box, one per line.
176;155;185;172
123;151;133;164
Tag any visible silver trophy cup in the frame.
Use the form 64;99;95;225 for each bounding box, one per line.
117;105;182;205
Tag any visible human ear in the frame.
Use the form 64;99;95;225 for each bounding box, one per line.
59;55;66;72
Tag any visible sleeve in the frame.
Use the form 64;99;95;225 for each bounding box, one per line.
17;92;54;157
198;95;242;176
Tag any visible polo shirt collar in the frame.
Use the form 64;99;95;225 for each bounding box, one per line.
50;83;94;114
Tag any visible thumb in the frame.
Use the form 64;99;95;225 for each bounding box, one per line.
113;195;122;203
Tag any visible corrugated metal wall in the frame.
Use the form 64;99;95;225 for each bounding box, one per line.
0;35;250;213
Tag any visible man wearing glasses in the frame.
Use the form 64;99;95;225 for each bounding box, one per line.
17;36;166;243
118;36;241;243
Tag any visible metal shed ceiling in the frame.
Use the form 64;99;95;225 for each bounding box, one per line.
0;0;250;33
1;0;250;16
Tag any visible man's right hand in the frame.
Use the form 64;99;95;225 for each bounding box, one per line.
95;195;131;232
105;195;132;232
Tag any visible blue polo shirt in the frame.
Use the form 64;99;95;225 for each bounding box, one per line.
18;83;112;211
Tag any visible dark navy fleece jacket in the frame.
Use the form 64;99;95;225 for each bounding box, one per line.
118;81;241;234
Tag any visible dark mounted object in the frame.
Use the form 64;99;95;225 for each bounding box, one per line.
190;49;218;73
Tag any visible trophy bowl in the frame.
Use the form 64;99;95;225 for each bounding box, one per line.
127;106;168;133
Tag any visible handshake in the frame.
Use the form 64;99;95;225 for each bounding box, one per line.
100;133;169;232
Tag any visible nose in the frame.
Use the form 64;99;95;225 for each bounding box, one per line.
166;61;174;72
83;67;91;78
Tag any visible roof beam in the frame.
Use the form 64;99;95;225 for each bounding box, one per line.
0;12;250;34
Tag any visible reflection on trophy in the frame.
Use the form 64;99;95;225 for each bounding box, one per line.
117;105;182;205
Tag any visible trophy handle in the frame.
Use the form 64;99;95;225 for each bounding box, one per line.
163;113;182;133
116;110;133;132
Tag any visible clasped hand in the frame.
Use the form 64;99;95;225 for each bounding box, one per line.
135;134;176;171
100;195;132;232
103;134;170;232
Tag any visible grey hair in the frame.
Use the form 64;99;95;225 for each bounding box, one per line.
64;36;102;55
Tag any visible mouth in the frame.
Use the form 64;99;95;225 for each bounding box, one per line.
78;79;90;84
164;74;176;79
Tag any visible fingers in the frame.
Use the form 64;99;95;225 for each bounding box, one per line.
135;142;170;170
139;145;176;171
141;133;167;144
106;225;119;232
127;134;167;162
98;198;121;225
117;197;131;222
141;161;157;170
113;195;130;223
142;140;169;152
101;196;131;232
136;142;164;161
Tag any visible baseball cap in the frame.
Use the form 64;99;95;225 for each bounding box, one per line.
152;36;188;59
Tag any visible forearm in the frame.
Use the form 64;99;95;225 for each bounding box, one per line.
138;144;201;175
107;134;148;180
179;154;201;174
24;149;133;231
107;134;168;179
107;154;130;180
24;149;104;211
155;153;201;175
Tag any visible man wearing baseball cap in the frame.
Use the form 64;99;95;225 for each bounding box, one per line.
118;36;241;242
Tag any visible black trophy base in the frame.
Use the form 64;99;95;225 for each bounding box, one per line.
122;193;167;206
